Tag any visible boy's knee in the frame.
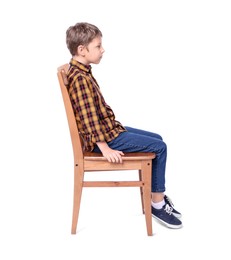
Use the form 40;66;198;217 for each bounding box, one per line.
150;140;167;153
158;141;167;153
161;141;167;151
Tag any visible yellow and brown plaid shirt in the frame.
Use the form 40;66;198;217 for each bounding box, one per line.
67;59;126;151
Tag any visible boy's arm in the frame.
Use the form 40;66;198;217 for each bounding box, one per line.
96;141;124;163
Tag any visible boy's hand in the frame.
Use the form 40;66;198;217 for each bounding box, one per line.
96;142;124;163
102;148;124;163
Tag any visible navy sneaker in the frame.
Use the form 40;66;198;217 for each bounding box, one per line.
152;204;182;229
164;195;182;218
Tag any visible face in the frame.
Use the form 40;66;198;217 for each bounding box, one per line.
83;36;105;65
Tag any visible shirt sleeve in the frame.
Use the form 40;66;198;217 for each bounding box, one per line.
69;74;106;144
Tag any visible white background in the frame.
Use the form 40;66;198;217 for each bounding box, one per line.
0;0;231;259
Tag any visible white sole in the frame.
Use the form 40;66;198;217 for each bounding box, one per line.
152;214;183;229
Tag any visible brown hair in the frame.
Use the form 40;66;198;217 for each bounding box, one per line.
66;22;103;56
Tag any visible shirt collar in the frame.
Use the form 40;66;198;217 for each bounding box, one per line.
69;58;92;73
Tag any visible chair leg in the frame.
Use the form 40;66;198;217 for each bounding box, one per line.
71;164;84;234
139;170;145;214
141;161;153;236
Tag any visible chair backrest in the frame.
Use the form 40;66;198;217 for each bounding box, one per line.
57;64;83;161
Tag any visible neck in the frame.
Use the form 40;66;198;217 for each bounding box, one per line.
73;55;89;65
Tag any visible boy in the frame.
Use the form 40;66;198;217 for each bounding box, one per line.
65;22;182;229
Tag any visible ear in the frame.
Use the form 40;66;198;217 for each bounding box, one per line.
77;45;86;57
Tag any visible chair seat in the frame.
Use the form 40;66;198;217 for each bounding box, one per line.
84;152;155;161
84;152;155;172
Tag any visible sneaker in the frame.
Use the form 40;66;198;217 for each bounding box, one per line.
164;195;182;218
152;204;182;229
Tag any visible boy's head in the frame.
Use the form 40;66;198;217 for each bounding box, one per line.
66;22;103;56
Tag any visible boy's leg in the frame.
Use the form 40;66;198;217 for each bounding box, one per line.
123;127;165;201
106;129;167;193
93;127;182;228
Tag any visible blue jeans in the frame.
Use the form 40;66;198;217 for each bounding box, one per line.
93;126;167;192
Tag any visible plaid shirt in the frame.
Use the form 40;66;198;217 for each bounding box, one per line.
67;59;126;151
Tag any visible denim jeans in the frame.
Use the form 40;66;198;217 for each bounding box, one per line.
93;126;167;192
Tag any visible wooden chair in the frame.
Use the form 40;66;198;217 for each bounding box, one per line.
57;64;156;236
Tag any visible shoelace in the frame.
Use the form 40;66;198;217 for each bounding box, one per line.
165;195;174;207
164;204;173;215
